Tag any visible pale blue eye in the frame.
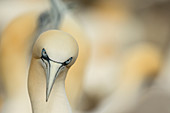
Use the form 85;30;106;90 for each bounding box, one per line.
41;48;49;60
65;57;73;65
65;59;71;64
42;48;46;55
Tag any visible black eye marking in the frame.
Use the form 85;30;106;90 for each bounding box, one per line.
62;57;73;66
41;48;73;66
41;48;50;61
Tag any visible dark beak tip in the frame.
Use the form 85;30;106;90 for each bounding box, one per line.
46;92;49;102
46;97;48;102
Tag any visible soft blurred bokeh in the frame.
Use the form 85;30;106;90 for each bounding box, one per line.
0;0;170;113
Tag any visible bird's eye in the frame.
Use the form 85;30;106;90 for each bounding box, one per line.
63;57;73;65
41;48;49;60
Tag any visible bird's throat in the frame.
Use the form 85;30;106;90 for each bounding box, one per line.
28;59;71;113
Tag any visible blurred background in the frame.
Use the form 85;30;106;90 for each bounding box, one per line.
0;0;170;113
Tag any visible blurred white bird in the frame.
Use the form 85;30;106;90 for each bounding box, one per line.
69;1;167;113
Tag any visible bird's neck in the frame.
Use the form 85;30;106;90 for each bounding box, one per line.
28;59;72;113
51;81;72;113
34;81;71;113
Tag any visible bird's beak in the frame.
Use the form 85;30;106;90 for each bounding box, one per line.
45;61;63;102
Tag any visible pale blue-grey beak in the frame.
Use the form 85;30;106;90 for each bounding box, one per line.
45;61;63;102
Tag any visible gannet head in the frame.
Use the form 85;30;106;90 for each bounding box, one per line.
31;30;79;102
